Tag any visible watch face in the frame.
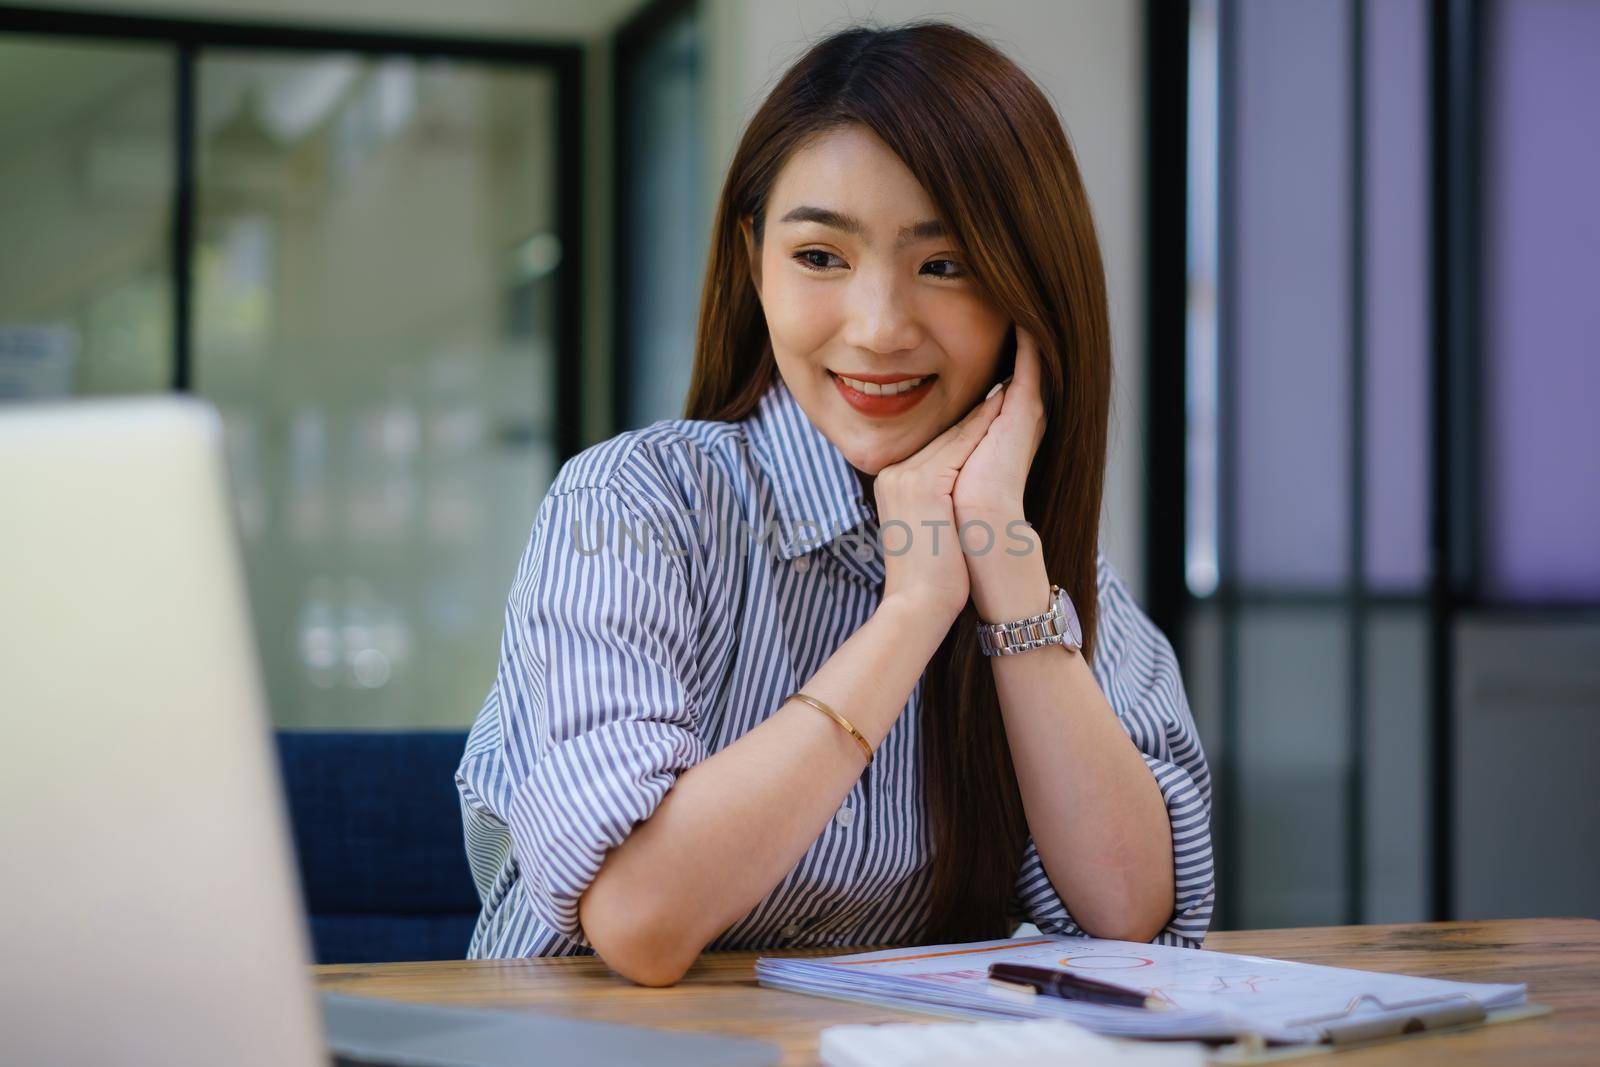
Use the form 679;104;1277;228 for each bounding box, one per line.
1056;585;1083;648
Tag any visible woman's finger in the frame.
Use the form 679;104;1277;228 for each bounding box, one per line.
908;382;1004;469
1011;325;1040;399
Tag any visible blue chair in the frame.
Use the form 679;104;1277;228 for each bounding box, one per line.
275;731;480;964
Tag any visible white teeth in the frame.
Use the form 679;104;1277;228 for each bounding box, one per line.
838;374;928;396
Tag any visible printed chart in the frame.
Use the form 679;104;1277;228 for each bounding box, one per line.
758;935;1528;1043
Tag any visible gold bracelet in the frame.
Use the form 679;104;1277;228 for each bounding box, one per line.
786;691;873;765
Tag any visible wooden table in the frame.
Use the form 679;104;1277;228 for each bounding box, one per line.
315;918;1599;1064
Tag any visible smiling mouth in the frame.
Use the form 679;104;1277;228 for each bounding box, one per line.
829;371;937;397
829;371;938;416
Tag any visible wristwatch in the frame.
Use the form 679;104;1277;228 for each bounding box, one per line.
976;583;1083;657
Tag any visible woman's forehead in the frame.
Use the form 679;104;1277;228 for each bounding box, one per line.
770;126;942;235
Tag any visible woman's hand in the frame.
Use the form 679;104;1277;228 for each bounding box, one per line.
954;325;1053;623
952;325;1047;519
873;383;1005;624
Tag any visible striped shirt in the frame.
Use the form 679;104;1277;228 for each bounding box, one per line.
456;374;1215;958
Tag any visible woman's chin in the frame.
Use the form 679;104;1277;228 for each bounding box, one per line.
844;447;903;478
835;421;937;478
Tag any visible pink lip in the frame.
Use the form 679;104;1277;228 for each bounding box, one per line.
831;371;937;417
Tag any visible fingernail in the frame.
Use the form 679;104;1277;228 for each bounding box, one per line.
986;381;1005;400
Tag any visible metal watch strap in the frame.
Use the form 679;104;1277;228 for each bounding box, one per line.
976;583;1082;656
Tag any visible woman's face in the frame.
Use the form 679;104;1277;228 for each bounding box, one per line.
743;123;1012;477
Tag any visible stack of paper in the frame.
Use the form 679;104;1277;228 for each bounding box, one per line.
818;1019;1208;1067
756;936;1527;1045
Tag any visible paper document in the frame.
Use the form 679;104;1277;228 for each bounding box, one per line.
756;936;1526;1044
818;1019;1206;1067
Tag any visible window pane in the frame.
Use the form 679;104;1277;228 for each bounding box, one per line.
1236;605;1351;927
1231;0;1351;589
1363;0;1430;592
194;52;561;727
1483;0;1600;601
0;36;172;400
1455;616;1600;919
1362;606;1430;922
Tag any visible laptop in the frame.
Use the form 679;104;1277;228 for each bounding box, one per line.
0;397;778;1067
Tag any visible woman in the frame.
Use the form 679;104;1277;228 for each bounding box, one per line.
457;20;1213;987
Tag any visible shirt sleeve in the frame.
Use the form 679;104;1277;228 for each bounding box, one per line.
491;482;706;948
1014;559;1216;948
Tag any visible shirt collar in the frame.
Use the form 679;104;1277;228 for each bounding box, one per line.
744;375;879;570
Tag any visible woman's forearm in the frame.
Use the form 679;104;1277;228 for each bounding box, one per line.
965;516;1175;942
578;592;949;986
994;644;1175;941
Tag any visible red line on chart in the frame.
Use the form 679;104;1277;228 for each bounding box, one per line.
1147;975;1278;1003
1058;954;1155;970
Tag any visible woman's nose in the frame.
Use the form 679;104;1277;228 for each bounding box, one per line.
840;269;923;354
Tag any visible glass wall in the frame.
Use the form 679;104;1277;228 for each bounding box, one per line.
1184;0;1433;928
1454;0;1600;920
1174;0;1599;929
0;37;173;399
194;53;561;728
0;24;573;731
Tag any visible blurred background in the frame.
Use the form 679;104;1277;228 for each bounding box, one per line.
1;0;1595;954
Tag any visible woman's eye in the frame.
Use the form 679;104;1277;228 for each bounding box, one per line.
791;250;965;277
794;249;844;272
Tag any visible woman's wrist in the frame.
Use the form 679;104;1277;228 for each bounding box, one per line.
960;511;1051;622
876;588;964;645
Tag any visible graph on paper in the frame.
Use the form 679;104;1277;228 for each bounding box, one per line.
756;936;1528;1043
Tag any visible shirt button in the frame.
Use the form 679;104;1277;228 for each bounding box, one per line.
781;923;802;939
835;805;856;828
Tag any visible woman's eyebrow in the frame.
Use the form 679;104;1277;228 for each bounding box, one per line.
777;205;948;248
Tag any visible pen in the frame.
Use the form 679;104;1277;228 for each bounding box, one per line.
986;963;1164;1010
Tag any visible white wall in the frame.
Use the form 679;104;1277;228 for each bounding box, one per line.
705;1;1148;596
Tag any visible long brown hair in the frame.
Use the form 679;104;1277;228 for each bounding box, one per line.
683;20;1111;943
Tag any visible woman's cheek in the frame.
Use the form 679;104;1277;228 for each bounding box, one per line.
765;276;840;356
928;302;1009;372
